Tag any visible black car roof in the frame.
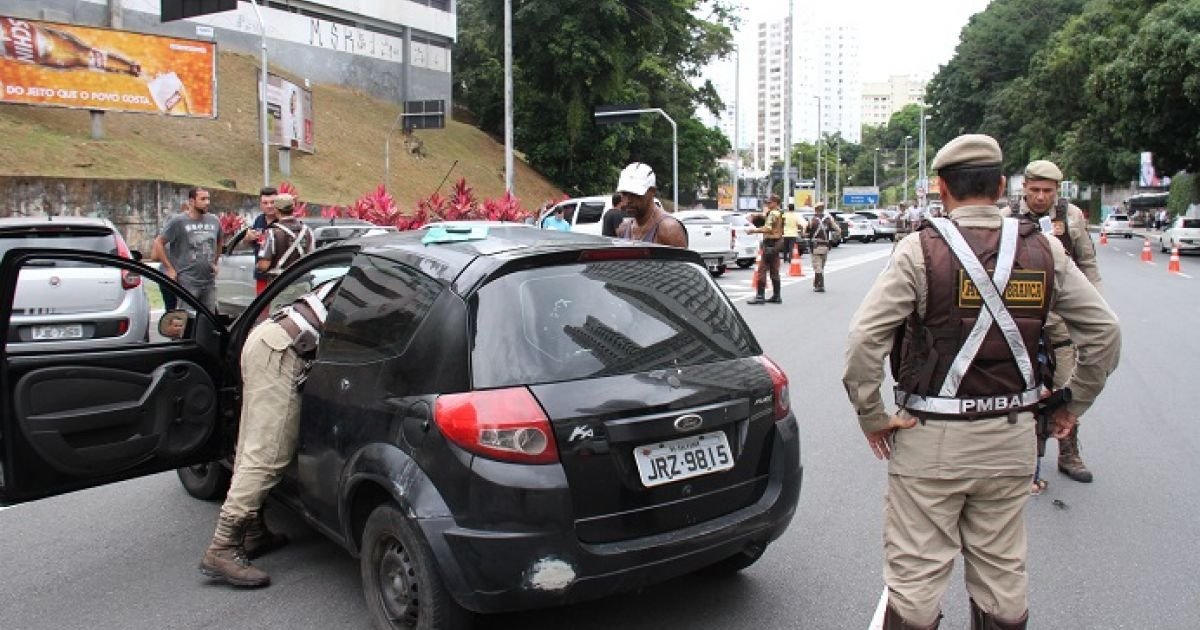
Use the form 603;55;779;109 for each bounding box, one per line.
351;225;701;293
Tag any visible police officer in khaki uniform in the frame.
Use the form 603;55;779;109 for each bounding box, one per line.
1008;160;1102;483
747;193;785;304
842;135;1120;629
198;279;341;588
807;202;841;292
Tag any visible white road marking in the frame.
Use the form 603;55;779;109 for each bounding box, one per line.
868;587;888;630
1177;273;1192;279
722;248;893;302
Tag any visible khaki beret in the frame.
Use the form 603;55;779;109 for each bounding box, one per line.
273;193;295;211
931;134;1003;172
1025;159;1063;181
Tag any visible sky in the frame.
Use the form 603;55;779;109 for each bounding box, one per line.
707;0;994;140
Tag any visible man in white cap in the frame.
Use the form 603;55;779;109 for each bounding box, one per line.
1008;159;1101;484
842;134;1120;629
615;162;688;248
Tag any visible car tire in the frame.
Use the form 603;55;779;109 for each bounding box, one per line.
710;265;727;277
1162;240;1168;253
698;544;767;576
361;503;472;630
736;259;754;269
177;462;231;501
1125;234;1132;239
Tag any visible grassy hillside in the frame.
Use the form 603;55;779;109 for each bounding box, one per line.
0;52;562;210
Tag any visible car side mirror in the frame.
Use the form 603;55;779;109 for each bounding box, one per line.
158;310;192;340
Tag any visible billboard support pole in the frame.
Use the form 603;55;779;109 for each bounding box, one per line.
249;0;270;188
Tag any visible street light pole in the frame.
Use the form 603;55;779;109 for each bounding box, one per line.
813;95;822;206
503;0;514;195
248;0;270;189
732;45;740;211
918;104;928;207
873;146;880;193
903;135;911;203
594;108;678;211
782;0;794;204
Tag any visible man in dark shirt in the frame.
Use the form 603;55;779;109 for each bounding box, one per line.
245;187;278;294
602;192;629;237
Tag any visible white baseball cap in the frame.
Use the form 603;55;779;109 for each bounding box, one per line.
617;162;656;196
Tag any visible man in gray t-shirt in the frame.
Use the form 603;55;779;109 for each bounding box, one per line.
153;187;223;313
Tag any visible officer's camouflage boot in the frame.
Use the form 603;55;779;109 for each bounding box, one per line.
970;599;1028;630
882;604;941;629
243;508;290;559
1057;425;1093;482
199;514;271;587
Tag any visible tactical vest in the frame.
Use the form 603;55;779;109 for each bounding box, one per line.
891;217;1054;419
810;214;835;244
266;218;313;276
272;278;339;359
763;209;784;240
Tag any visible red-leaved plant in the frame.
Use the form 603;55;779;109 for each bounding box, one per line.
218;211;245;237
307;180;535;231
278;181;308;217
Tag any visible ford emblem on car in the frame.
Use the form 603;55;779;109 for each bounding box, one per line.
673;414;703;432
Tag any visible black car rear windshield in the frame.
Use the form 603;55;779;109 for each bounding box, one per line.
471;259;759;388
0;228;117;264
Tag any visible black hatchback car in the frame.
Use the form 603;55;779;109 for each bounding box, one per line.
0;225;802;629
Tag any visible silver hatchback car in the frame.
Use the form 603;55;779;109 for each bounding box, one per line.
1;217;150;351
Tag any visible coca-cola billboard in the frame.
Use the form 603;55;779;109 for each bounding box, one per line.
0;17;216;118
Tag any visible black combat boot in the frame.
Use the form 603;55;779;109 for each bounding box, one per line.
747;292;766;305
883;603;941;629
199;514;271;587
1057;425;1093;482
766;294;782;303
243;508;290;559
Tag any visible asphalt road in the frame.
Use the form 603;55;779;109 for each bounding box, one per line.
2;234;1197;629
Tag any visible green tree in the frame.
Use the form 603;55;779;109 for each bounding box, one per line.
925;0;1086;147
1089;0;1200;180
453;0;736;205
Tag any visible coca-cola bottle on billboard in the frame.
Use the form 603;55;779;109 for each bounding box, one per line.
0;18;141;76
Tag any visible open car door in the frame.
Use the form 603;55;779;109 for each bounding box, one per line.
0;248;233;505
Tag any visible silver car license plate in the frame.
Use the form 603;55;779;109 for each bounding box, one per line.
633;430;734;488
32;324;84;340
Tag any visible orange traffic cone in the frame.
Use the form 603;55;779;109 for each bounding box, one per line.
788;243;804;277
1169;246;1181;273
1141;238;1153;262
1099;230;1108;245
750;244;763;287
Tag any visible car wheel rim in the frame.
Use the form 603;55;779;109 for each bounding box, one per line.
375;534;419;626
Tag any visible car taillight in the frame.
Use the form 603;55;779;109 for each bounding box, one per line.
434;387;559;464
757;355;791;420
117;319;129;335
114;234;142;289
730;228;736;250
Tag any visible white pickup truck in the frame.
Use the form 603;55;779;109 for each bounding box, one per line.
541;196;737;276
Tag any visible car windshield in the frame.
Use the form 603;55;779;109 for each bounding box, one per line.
0;229;117;266
471;259;759;387
1181;219;1200;229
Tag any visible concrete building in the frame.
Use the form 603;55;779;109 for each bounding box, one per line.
861;74;926;128
755;16;791;170
5;0;455;105
795;21;861;144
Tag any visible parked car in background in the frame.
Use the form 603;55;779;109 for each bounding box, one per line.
676;209;761;268
838;213;876;243
854;210;898;241
1;216;149;351
1102;214;1133;239
217;217;396;317
0;225;802;630
673;213;738;276
540;195;659;235
1160;216;1200;253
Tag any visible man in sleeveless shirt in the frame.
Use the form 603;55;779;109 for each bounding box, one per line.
615;162;688;248
198;279;341;588
842;135;1120;629
256;194;315;285
1006;160;1102;484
